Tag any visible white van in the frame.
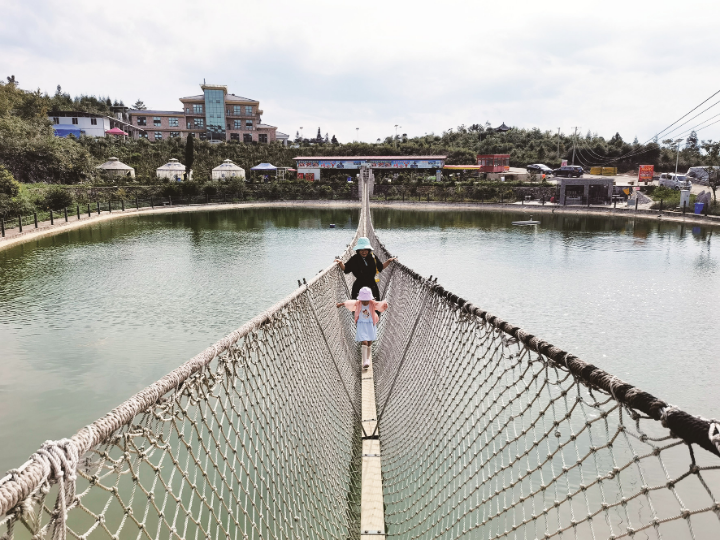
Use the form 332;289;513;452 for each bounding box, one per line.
658;173;692;190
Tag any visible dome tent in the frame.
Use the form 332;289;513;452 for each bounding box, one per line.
156;158;191;181
211;159;245;181
96;157;135;178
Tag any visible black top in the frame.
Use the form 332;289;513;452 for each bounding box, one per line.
344;252;383;283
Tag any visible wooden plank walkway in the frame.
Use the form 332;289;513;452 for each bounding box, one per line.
361;356;385;539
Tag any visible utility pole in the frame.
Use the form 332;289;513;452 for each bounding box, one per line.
557;127;561;158
571;127;579;165
394;125;401;149
674;138;684;177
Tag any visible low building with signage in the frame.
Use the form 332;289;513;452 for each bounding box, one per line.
127;84;285;144
294;156;446;181
477;154;510;173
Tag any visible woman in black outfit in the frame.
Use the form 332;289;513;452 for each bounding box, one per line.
335;237;397;299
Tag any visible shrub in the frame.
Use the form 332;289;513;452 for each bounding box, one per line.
0;165;20;197
42;186;75;210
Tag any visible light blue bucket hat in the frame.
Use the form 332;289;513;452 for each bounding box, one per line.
354;237;373;251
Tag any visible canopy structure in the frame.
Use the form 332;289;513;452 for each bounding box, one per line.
211;159;245;180
443;165;481;170
157;158;191;181
105;127;128;136
250;163;278;171
96;157;135;178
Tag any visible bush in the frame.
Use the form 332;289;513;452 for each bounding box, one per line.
42;186;75;210
0;165;20;197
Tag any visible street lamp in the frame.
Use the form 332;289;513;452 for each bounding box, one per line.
673;138;684;178
299;127;303;143
394;125;401;149
356;127;359;142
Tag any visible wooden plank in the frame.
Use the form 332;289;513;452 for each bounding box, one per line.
361;356;384;537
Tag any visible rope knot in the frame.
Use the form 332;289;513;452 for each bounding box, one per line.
660;406;678;428
31;439;80;540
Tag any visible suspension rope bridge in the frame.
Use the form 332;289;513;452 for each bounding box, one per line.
2;168;720;540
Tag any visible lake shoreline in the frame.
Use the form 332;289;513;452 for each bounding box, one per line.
2;199;718;252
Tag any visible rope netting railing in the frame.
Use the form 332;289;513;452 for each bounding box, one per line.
370;254;720;537
0;197;373;540
3;173;720;540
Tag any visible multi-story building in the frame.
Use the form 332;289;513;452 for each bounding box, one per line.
128;84;287;144
49;111;143;138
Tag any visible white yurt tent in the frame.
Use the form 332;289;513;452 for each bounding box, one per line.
212;159;245;180
96;157;135;178
156;158;191;181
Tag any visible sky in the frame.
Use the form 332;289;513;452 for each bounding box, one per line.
2;0;720;145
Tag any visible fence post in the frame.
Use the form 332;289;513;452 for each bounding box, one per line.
18;215;22;233
121;199;125;211
1;218;4;237
96;201;100;215
64;207;68;222
108;200;112;214
660;199;662;212
207;193;210;204
34;212;38;228
223;193;226;203
614;199;617;209
151;196;154;209
169;195;172;206
683;202;686;215
76;205;80;220
87;204;91;217
136;197;139;210
50;210;54;225
635;198;638;211
501;192;504;204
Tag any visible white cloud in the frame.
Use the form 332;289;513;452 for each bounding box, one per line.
1;0;719;144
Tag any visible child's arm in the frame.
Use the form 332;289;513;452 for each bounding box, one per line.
375;300;389;313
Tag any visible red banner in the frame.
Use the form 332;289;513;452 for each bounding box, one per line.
638;165;654;183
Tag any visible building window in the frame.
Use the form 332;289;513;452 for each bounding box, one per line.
185;108;190;114
243;133;253;143
245;120;253;130
139;133;148;139
194;118;204;128
72;118;78;125
199;132;208;141
90;118;97;125
193;104;203;114
170;131;180;138
153;117;162;126
259;134;268;143
137;117;146;126
154;132;163;140
234;119;242;129
169;117;178;127
230;133;240;141
187;122;192;129
52;117;59;124
245;106;253;115
233;105;242;115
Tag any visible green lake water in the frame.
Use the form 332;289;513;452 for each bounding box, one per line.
0;207;717;474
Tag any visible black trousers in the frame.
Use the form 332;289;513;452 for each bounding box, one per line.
351;280;380;300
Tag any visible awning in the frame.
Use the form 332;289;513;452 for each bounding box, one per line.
106;127;128;136
251;163;278;171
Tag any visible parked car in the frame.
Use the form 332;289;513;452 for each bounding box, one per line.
526;164;554;175
553;165;584;178
658;173;692;190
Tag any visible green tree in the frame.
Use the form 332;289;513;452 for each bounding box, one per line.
701;140;720;202
184;135;194;179
132;100;147;110
42;186;75;210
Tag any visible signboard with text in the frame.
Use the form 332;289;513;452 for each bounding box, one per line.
638;165;654;183
296;159;444;170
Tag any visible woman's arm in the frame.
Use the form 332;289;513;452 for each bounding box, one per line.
334;259;345;271
382;257;397;269
336;302;345;308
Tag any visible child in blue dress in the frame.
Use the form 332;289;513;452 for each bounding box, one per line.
336;286;388;369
